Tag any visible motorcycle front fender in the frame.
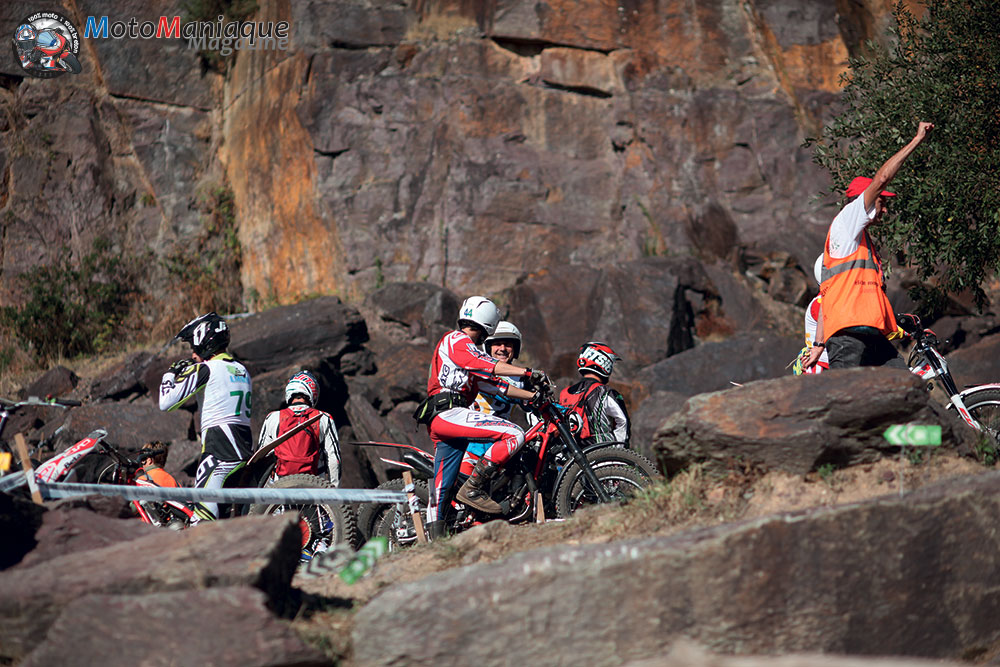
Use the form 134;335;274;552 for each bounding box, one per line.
550;441;631;495
951;383;1000;407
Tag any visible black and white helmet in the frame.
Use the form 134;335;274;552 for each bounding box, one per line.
176;312;230;358
457;296;501;336
484;321;522;360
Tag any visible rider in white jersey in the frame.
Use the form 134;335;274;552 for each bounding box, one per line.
159;313;252;521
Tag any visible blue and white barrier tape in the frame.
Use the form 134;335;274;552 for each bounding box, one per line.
25;481;407;504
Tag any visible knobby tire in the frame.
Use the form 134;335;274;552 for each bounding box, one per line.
554;464;650;518
249;473;360;550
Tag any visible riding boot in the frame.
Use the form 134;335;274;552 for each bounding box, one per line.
425;520;447;541
455;458;502;514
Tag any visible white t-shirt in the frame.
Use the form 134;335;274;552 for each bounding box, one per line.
826;195;877;259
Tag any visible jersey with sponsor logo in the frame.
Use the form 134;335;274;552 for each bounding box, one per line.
159;353;252;437
427;330;509;405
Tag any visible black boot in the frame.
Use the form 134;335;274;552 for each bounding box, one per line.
455;459;502;514
426;520;447;541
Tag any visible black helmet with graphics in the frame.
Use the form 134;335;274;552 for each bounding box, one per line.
175;312;230;358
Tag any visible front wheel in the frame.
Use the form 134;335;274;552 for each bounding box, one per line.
59;52;81;73
249;474;360;555
960;388;1000;457
580;446;662;480
555;464;650;518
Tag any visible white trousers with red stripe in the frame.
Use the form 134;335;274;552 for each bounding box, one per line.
426;407;524;521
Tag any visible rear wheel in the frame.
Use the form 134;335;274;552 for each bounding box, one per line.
371;480;430;550
249;474;360;554
555;464;650;518
357;478;408;541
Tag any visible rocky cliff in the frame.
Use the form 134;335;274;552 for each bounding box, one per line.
1;0;912;315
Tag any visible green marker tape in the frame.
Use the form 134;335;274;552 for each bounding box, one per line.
883;424;942;446
339;537;390;584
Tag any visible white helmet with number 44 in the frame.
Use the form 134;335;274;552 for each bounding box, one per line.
457;296;501;336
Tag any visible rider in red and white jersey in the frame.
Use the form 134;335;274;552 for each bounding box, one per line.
257;370;340;484
417;297;547;536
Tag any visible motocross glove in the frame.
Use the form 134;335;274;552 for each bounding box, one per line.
167;359;193;375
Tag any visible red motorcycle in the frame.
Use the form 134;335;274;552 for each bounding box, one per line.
354;382;660;548
19;29;81;74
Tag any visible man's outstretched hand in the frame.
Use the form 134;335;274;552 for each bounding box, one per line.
915;121;935;142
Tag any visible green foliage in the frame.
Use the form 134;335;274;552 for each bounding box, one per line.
163;183;243;316
808;0;1000;312
0;239;139;362
817;463;836;482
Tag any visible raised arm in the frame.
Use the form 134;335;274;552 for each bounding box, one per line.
863;122;934;210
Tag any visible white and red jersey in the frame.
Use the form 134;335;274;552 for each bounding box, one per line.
427;330;509;405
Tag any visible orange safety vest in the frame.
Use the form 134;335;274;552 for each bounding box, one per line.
820;226;897;341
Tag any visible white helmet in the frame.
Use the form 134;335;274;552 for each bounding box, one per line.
813;255;825;285
484;321;522;360
285;371;319;407
457;296;501;336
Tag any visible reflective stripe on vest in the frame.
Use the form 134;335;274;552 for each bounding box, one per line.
821;228;897;341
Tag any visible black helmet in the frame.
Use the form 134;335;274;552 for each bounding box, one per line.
175;312;230;358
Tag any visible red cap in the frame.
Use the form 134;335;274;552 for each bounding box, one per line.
845;176;895;198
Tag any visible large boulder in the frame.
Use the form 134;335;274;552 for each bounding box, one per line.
17;500;157;569
89;350;157;401
634;333;803;405
229;296;368;376
0;493;46;570
352;471;1000;665
21;587;327;667
0;514;300;662
40;402;194;454
652;368;978;476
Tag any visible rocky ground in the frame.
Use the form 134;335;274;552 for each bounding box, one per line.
291;451;994;665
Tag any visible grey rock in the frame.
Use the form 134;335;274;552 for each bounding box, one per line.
353;471;1000;665
635;333;803;401
0;514;300;661
229;296;368;376
652;367;978;476
22;587;328;667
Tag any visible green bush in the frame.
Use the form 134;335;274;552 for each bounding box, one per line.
808;0;1000;313
0;239;139;362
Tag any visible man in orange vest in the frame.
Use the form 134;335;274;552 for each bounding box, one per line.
804;121;934;370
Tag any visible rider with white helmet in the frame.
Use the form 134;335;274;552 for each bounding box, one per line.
473;321;525;419
256;370;341;485
416;297;549;535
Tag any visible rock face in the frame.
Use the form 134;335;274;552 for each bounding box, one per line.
352;471;1000;665
652;367;977;476
0;0;903;308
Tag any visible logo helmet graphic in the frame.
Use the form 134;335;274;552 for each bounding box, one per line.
12;12;82;78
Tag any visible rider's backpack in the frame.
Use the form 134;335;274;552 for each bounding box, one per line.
558;378;629;444
275;406;322;476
